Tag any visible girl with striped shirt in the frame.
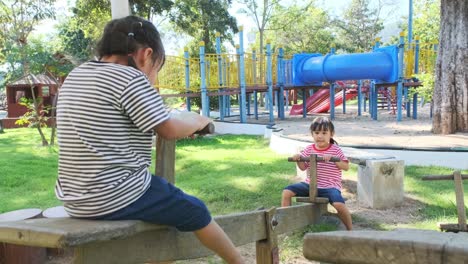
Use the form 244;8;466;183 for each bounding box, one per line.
282;117;352;230
55;16;243;263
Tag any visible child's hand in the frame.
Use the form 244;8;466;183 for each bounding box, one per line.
322;154;333;162
292;154;302;162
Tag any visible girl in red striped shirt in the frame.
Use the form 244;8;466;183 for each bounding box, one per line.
282;117;352;230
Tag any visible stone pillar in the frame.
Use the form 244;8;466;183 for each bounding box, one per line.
357;159;404;209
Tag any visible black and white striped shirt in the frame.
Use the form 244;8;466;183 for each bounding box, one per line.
55;61;169;218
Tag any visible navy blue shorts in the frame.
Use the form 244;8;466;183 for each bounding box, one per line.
94;175;212;232
284;182;345;204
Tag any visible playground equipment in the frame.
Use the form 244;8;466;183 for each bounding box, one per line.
155;30;434;123
287;155;341;204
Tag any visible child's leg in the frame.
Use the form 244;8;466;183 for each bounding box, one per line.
282;182;309;207
281;189;296;207
194;220;244;264
332;202;352;231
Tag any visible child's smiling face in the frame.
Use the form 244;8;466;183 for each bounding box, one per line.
312;129;334;149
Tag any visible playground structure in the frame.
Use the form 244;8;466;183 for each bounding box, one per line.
156;29;437;123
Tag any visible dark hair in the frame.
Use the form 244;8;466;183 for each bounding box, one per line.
97;15;165;69
309;116;337;145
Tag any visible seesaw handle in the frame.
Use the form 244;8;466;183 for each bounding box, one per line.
287;156;341;162
195;123;215;135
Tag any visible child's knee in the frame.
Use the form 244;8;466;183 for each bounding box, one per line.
282;189;295;198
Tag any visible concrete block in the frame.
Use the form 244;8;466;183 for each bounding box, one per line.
357;158;404;209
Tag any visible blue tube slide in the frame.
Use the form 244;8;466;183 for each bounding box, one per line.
293;45;399;86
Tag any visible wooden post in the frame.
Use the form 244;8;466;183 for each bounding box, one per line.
155;135;176;184
308;154;318;201
422;171;468;232
453;171;467;231
256;207;279;264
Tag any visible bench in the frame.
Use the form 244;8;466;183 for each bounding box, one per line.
303;229;468;263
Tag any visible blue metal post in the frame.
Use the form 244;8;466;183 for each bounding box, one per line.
330;83;336;120
413;36;420;119
184;47;191;112
266;41;274;126
215;32;224;121
302;88;307;118
397;32;405;121
199;41;209;117
238;26;247;123
329;45;336;120
371;38;381;120
371;81;377;120
342;86;346;114
252;48;258;119
277;47;285;119
357;80;362;116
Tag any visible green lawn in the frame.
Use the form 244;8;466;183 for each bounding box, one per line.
1;128;467;262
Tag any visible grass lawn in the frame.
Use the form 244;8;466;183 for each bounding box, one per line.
1;128;467;262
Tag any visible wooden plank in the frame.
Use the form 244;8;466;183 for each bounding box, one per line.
438;223;468;232
155;136;176;184
0;218;165;248
73;210;267;264
274;204;324;235
303;229;468;264
422;174;468;181
296;197;329;204
256;207;279;264
0;203;326;263
453;171;467;231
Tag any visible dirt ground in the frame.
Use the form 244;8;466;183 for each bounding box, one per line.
271;104;467;149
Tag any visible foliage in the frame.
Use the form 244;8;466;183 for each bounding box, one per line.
14;96;52;146
15;97;50;128
1;37;74;87
333;0;384;53
129;0;174;21
267;2;335;54
0;0;55;67
386;0;440;45
71;0;111;44
411;72;434;105
169;0;238;54
56;18;94;64
412;0;440;44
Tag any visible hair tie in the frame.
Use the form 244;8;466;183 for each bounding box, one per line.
128;32;134;37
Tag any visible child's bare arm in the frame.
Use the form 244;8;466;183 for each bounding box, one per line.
335;160;349;171
292;154;308;171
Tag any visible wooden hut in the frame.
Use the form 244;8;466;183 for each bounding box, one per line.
3;74;58;128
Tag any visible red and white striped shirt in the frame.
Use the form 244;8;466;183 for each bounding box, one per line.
300;144;348;190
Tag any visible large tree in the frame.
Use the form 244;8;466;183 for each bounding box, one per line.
334;0;385;52
0;0;55;80
236;0;280;82
169;0;238;54
267;2;334;54
432;0;467;134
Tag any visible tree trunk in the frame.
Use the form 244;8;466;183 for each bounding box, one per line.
432;0;468;134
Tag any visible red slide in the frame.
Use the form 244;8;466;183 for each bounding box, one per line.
289;89;358;115
289;89;329;115
312;89;358;113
